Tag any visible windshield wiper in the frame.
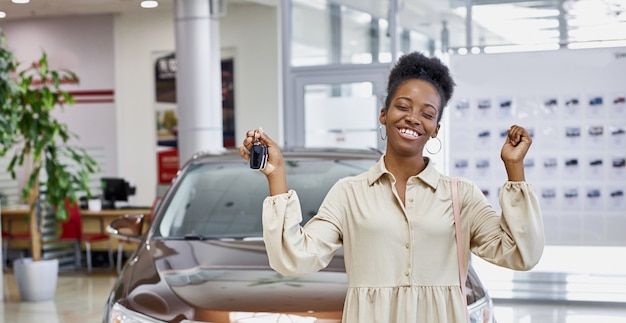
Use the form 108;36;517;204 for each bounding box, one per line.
182;234;223;240
155;234;219;241
158;234;263;241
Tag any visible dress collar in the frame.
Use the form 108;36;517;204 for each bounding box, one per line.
367;154;441;190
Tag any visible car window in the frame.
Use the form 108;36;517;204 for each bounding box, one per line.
154;158;374;239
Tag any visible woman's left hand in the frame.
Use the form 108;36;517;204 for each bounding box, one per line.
501;125;532;163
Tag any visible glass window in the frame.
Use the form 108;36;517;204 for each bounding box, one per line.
291;0;392;66
303;82;379;149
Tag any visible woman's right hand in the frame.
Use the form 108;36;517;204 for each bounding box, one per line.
239;127;284;177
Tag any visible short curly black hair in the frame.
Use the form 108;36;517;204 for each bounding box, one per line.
384;52;455;123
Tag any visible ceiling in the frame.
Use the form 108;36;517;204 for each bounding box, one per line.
1;0;625;51
0;0;173;18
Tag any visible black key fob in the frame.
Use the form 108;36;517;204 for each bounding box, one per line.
249;143;268;170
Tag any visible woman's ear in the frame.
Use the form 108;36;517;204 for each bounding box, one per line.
432;123;441;138
379;108;387;125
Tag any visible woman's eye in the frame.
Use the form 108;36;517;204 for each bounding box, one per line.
423;113;435;119
396;105;409;110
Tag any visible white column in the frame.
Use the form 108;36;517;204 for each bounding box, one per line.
174;0;224;167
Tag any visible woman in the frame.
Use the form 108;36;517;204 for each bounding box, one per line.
239;51;544;322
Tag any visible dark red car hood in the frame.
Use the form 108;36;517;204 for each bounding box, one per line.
115;239;347;322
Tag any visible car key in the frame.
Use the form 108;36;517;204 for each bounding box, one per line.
249;133;268;170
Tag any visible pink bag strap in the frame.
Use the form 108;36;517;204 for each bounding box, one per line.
451;177;469;322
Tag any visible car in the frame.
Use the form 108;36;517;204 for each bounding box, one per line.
103;148;496;323
455;159;469;169
542;189;556;199
544;98;557;107
589;159;603;166
564;189;579;198
499;100;512;108
544;158;557;168
565;127;581;137
478;100;491;109
524;159;535;168
456;101;470;110
478;130;491;138
588;126;603;136
588;97;603;106
587;189;601;198
476;159;490;169
612;128;625;136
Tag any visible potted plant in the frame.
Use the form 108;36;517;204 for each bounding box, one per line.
0;29;99;301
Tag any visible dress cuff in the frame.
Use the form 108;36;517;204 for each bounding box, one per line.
264;190;296;205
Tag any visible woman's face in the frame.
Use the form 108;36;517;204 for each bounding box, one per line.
380;79;441;157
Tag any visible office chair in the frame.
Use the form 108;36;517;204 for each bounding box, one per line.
2;227;31;271
59;200;114;273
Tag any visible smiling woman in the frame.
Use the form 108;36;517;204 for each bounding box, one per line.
235;51;543;323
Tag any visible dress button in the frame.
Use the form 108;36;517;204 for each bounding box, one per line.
408;197;414;203
405;244;410;249
405;271;410;276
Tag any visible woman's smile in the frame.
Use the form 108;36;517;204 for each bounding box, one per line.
397;127;424;140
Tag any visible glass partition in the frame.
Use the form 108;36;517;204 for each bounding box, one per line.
291;0;432;66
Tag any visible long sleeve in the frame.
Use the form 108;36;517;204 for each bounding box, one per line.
469;181;545;270
262;190;343;277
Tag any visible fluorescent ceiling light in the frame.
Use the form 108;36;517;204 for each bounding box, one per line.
567;39;626;49
455;4;559;20
483;43;560;54
141;0;159;9
12;0;30;3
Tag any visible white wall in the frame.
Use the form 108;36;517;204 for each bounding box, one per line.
113;11;176;205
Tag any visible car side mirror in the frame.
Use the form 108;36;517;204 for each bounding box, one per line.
107;213;145;243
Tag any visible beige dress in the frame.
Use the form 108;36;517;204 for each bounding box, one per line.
262;156;544;323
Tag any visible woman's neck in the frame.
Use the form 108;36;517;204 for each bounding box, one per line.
383;153;427;181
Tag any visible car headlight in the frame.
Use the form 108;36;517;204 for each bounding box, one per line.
108;303;164;323
468;296;494;323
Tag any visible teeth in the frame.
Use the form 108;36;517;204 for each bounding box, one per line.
400;128;420;137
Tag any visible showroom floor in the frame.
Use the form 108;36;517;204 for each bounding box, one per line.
2;271;626;323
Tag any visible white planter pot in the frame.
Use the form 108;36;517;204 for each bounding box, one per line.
13;257;59;302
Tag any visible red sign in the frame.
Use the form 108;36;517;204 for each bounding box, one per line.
157;149;179;184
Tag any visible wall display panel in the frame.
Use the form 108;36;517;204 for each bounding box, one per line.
449;47;626;246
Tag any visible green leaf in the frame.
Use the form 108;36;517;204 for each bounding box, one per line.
0;40;97;223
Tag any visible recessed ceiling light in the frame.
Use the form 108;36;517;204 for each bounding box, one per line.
141;0;159;9
0;11;6;19
12;0;30;4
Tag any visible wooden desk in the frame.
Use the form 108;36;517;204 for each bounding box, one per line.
1;207;151;252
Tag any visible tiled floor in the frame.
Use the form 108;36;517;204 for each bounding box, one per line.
2;271;626;323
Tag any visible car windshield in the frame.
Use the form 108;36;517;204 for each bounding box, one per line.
154;157;374;240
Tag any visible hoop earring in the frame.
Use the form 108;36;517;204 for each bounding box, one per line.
379;124;387;141
426;137;442;154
